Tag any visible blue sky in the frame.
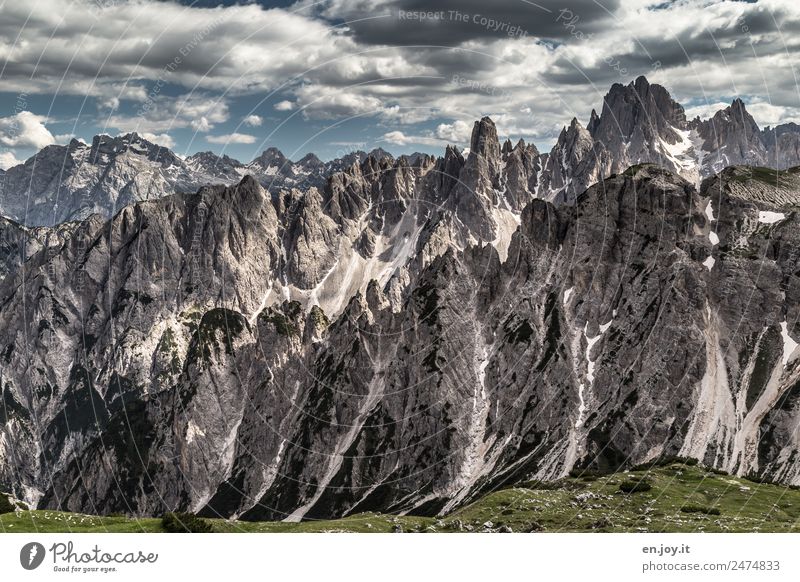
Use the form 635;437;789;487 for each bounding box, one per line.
1;0;799;168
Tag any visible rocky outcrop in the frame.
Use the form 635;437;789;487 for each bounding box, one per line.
538;118;608;204
539;77;800;201
692;98;768;174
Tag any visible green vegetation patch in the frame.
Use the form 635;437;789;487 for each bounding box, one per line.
728;166;794;188
192;307;247;361
258;301;302;336
680;504;721;515
619;479;653;494
3;465;800;533
0;493;14;515
161;512;212;533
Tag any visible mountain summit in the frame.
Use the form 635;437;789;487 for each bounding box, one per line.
2;78;800;227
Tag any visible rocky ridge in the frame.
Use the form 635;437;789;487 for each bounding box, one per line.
2;77;800;521
0;133;402;227
1;131;799;519
3;78;800;228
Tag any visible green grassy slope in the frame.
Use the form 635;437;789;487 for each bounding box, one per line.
2;463;799;533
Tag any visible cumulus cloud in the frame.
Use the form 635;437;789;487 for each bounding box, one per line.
108;93;229;134
435;120;472;143
382;131;411;145
274;101;295;111
0;151;22;170
0;112;55;150
243;114;263;126
141;133;176;148
0;1;357;97
740;100;800;127
191;117;213;132
381;130;448;147
293;86;386;119
206;133;257;144
99;96;120;112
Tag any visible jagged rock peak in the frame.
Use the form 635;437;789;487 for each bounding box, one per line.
593;75;687;142
252;146;289;167
469;116;502;171
587;108;600;134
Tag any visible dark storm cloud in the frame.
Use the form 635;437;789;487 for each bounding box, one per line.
542;0;800;91
317;0;620;46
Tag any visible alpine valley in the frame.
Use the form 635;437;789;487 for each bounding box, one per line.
2;77;800;524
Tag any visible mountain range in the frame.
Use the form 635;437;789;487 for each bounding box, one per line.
0;77;799;521
2;76;800;229
0;133;397;227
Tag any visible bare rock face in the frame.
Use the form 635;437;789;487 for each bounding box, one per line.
503;139;541;211
538;118;608;204
693;99;768;173
538;77;800;202
185;151;246;184
446;118;503;242
2;159;800;521
469;116;503;180
0;135;404;228
761;123;800;171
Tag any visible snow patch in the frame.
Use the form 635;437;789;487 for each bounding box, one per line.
249;281;274;324
759;211;786;224
659;127;701;185
705;200;716;222
574;319;612;428
780;321;798;367
186;421;205;445
703;256;716;271
563;287;574;306
490;206;521;262
709;231;719;246
584;323;603;385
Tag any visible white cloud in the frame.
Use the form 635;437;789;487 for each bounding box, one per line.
191;116;212;132
274;100;294;112
206;133;257;144
0;1;358;97
682;102;731;121
381;130;446;147
435;120;472;144
0;151;22;170
0;112;55;150
293;83;400;120
141;132;176;148
243;114;263;126
99;96;120;111
108;93;229;134
743;101;800;128
382;131;410;145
